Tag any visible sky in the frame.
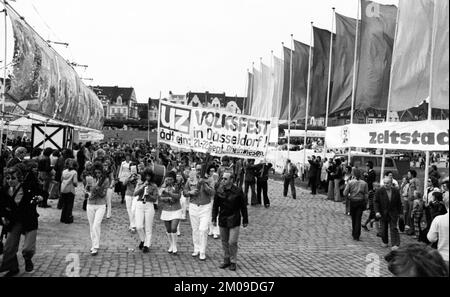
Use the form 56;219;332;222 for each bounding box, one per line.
1;0;398;103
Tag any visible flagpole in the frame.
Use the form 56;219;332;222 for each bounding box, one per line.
244;68;249;114
380;4;400;183
260;56;263;119
348;0;360;162
424;3;438;194
0;1;7;157
324;8;335;160
288;35;293;160
303;22;313;167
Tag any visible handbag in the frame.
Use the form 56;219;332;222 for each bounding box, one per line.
114;181;123;193
48;180;60;200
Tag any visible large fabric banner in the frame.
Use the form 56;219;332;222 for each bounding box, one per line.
5;5;104;130
325;120;448;151
158;101;272;159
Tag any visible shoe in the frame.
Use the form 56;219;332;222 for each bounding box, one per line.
362;225;369;232
229;263;237;271
192;252;199;257
131;228;137;234
391;245;399;251
3;269;19;277
90;249;98;256
25;259;34;272
177;230;181;236
292;197;296;200
139;241;144;250
219;262;231;269
376;232;381;237
213;234;219;239
208;232;213;236
381;243;388;248
143;246;150;253
264;204;270;208
199;253;206;261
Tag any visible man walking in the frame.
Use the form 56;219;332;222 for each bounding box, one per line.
243;159;257;205
212;172;248;271
308;156;320;195
255;160;273;208
375;177;403;250
282;159;298;200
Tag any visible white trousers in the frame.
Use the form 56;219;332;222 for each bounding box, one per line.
189;202;212;254
135;201;155;247
86;204;106;250
180;195;188;220
125;195;138;229
106;188;113;218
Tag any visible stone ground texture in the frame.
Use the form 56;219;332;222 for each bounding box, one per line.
1;179;416;277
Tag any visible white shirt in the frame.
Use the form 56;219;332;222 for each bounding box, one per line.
427;212;449;261
118;160;132;182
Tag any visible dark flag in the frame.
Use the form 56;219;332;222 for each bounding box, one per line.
355;0;397;111
279;46;292;120
329;13;359;115
310;27;336;118
291;40;311;121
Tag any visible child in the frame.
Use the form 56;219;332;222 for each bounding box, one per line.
412;191;424;240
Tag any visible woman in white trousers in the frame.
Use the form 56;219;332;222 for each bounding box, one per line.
87;162;110;256
133;168;159;253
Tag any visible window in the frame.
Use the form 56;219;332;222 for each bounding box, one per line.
385;158;394;167
376;119;384;123
364;156;378;167
117;96;122;105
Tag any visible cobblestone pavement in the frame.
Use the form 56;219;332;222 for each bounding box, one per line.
0;180;416;277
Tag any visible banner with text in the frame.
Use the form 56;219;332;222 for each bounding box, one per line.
325;121;449;151
158;101;272;159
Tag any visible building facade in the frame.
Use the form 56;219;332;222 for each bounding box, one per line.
91;86;139;120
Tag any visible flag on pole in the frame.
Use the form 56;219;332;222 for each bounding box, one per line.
251;67;262;116
430;0;449;110
245;71;254;114
355;0;397;111
279;46;292;120
310;27;336;117
253;63;274;118
291;40;311;121
329;13;359;115
389;0;434;112
271;56;284;118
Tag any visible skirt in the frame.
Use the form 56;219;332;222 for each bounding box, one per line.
161;209;183;221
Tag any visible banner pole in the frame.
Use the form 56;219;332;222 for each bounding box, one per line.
348;0;360;163
380;4;400;183
303;22;313;167
288;35;293;160
324;8;335;160
0;0;7;157
424;3;438;194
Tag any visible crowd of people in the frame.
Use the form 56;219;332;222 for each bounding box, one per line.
0;140;448;277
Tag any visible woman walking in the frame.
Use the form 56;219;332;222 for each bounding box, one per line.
133;168;159;253
176;172;187;236
60;159;78;224
343;168;369;241
159;171;182;254
87;162;109;256
124;162;139;233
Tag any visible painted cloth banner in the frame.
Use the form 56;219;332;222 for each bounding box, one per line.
325;120;448;151
6;5;104;130
271;56;284;118
158;101;272;159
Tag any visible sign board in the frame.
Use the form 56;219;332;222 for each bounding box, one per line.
158;101;271;159
325;121;448;151
31;124;73;150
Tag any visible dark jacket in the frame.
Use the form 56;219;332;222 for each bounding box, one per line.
212;184;248;228
0;173;43;233
308;159;321;181
374;187;402;220
282;163;298;179
254;163;273;182
244;163;257;183
365;169;376;191
6;157;22;169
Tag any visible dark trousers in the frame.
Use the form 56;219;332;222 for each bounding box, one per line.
244;181;256;205
381;215;400;246
309;177;317;194
0;223;37;272
350;200;365;240
238;173;244;190
256;179;269;206
283;177;296;199
60;192;75;223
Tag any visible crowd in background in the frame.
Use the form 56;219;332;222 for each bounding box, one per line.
0;140;448;276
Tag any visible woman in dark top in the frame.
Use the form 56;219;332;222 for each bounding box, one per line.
37;148;53;208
